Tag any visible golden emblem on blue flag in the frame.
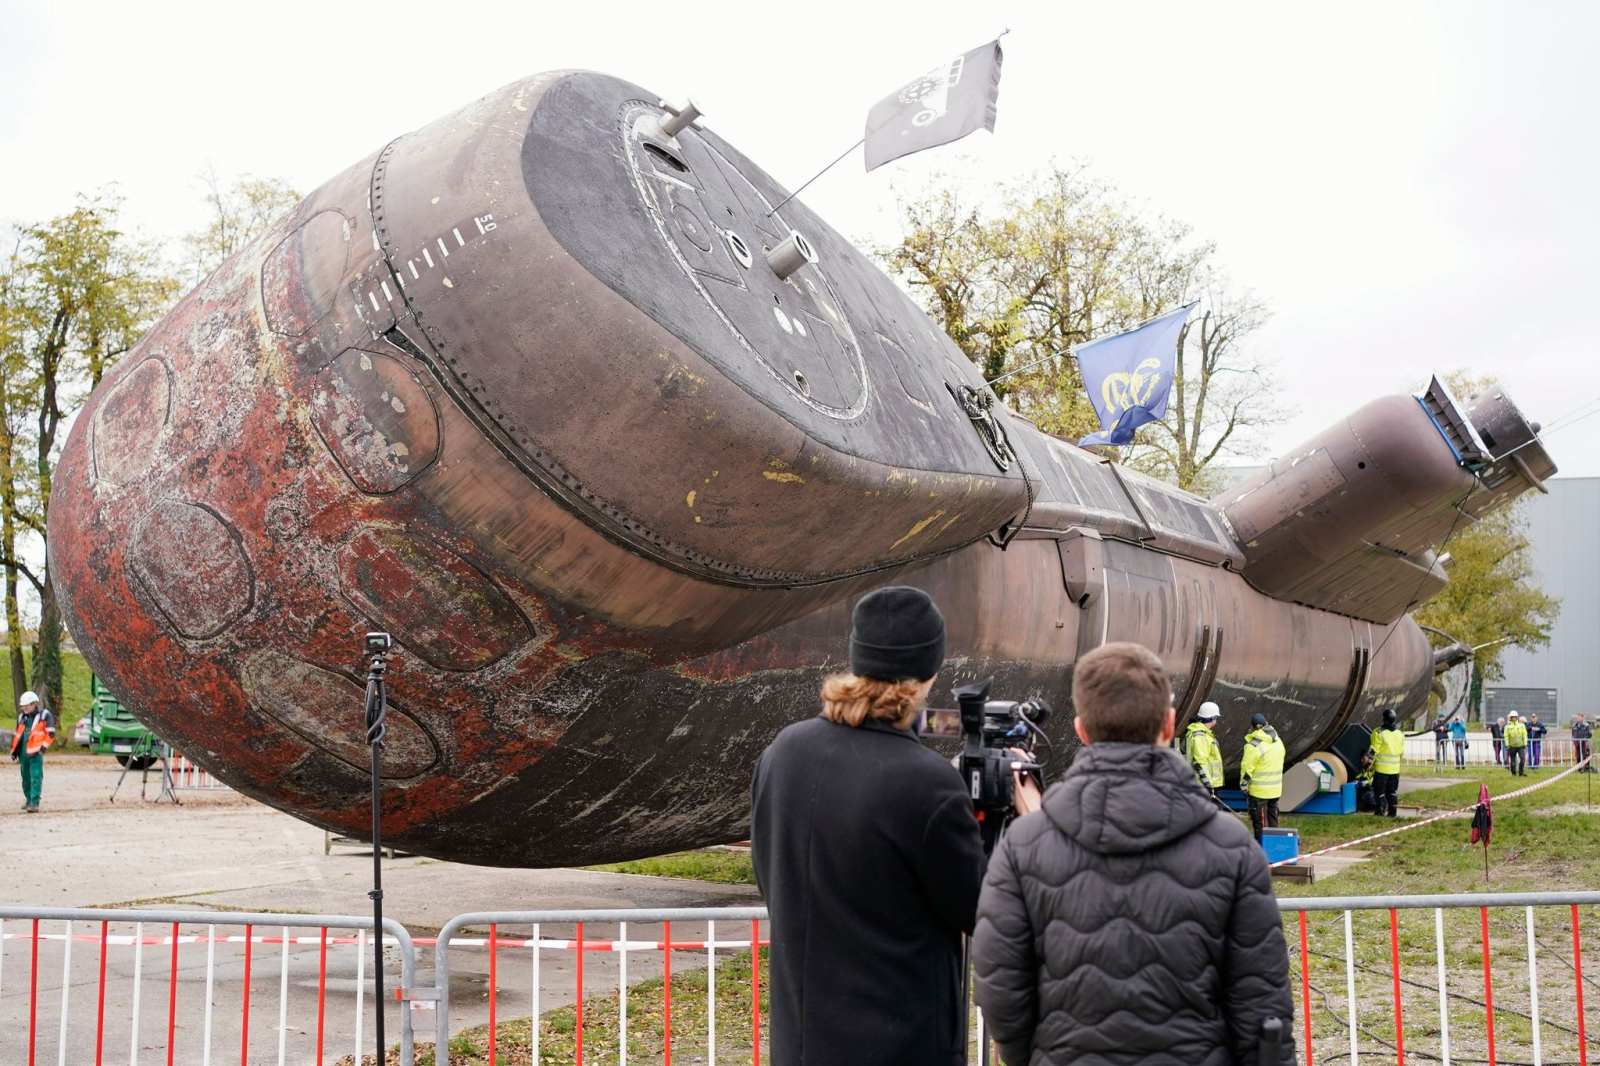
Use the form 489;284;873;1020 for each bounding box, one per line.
1078;306;1195;447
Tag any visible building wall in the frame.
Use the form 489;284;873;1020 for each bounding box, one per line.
1490;477;1600;724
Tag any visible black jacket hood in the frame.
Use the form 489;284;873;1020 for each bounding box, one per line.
1043;742;1220;856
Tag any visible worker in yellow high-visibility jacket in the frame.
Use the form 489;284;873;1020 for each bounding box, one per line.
1367;709;1407;817
1503;711;1530;777
1184;702;1226;797
1239;712;1286;844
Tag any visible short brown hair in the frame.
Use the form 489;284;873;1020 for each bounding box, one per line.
820;673;925;730
1072;642;1171;743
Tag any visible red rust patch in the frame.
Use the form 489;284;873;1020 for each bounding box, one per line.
129;499;254;639
241;651;438;779
262;210;351;338
92;358;171;486
335;527;529;671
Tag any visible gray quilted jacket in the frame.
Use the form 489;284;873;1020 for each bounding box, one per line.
973;742;1295;1066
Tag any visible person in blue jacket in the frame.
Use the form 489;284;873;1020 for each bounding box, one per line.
1528;713;1548;768
1449;717;1468;768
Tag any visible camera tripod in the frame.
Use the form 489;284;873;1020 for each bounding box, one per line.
108;737;178;805
362;632;391;1062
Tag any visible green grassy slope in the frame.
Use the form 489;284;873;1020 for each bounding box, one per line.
1;648;95;737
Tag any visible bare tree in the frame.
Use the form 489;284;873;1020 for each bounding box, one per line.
877;164;1281;490
182;166;301;284
1121;277;1284;493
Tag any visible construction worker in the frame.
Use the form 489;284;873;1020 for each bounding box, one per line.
1503;711;1529;776
1184;702;1225;797
1368;709;1406;817
10;691;56;813
1238;712;1285;843
1355;755;1377;812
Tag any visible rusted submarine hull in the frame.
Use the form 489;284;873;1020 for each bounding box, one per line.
48;70;1549;866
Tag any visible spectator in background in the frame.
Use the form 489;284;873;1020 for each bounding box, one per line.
1490;717;1506;765
1574;714;1594;772
1528;713;1547;769
1450;717;1468;768
1432;714;1451;767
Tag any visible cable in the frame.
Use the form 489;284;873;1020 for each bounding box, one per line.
1299;973;1581;1065
1297;954;1594;1064
1287;908;1600;1063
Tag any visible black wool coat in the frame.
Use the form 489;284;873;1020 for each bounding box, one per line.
973;742;1296;1066
751;715;986;1066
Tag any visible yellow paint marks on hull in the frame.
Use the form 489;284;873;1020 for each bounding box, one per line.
891;508;949;550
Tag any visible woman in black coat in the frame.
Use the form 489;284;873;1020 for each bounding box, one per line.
751;586;1037;1065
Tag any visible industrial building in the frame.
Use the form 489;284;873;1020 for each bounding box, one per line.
1491;476;1600;725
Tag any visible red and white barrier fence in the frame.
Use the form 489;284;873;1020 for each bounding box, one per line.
0;908;414;1066
168;753;232;791
432;908;769;1065
9;892;1599;1064
1406;734;1594;769
1285;892;1600;1066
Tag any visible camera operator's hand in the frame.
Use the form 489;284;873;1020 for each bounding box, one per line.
1009;748;1043;816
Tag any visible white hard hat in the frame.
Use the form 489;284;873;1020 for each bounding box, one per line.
1197;702;1221;722
1508;711;1519;718
18;691;38;707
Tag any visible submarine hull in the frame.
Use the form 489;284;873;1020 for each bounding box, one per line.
48;70;1532;866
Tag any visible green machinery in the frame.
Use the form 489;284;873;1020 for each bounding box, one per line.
88;675;160;769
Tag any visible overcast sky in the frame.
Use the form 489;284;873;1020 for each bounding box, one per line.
4;0;1598;474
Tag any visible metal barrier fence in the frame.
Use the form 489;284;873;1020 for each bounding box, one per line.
1282;891;1600;1066
430;895;1600;1065
170;752;233;791
0;907;415;1066
7;893;1595;1063
1404;734;1592;768
432;908;769;1065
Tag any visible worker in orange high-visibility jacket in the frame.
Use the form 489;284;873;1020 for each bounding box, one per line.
10;691;56;813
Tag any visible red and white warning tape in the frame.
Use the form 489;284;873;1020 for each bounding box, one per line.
1269;755;1592;868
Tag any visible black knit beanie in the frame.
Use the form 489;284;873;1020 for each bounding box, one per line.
849;586;946;682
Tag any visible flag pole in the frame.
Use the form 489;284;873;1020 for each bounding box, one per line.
766;138;866;217
984;347;1074;389
767;26;1012;219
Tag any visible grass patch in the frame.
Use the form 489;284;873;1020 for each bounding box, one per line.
586;850;756;885
1278;767;1600;898
1;648;93;737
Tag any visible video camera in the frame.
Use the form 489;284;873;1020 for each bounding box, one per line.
923;678;1053;852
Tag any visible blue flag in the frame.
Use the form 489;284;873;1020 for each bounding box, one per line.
1077;304;1195;447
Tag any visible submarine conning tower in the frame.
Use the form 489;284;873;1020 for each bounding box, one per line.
1214;376;1556;624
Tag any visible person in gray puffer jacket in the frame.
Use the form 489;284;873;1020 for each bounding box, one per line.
974;642;1295;1065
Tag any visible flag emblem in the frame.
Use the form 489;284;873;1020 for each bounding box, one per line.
865;41;1003;172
